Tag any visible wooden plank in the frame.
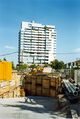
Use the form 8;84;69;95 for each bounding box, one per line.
36;78;42;85
31;89;36;95
36;86;42;96
50;89;56;97
25;84;31;91
42;88;49;96
42;79;50;88
50;78;56;87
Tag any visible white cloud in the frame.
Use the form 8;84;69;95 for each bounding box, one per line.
74;48;80;53
5;45;15;50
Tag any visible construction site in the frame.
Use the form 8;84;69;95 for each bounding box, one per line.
0;61;80;119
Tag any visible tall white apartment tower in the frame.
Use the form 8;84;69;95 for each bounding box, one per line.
18;21;56;64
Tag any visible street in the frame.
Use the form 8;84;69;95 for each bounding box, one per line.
0;96;79;119
0;96;58;119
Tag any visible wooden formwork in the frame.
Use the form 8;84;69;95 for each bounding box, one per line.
0;88;4;95
24;74;61;98
42;78;50;89
42;88;50;96
32;79;36;87
31;89;36;95
0;71;25;98
50;78;56;87
50;89;56;97
16;87;21;97
8;91;14;98
2;86;9;94
0;72;61;98
32;79;36;85
31;76;36;95
0;85;25;98
26;76;32;84
36;78;42;85
31;79;36;95
20;88;25;97
3;92;9;98
36;86;42;96
26;84;31;91
0;73;62;98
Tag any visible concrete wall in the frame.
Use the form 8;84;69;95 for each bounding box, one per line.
74;70;80;85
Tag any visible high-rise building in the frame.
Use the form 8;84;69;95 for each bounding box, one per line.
18;21;56;64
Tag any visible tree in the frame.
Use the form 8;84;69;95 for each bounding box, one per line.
29;64;36;69
43;63;49;67
12;61;15;70
50;59;65;71
59;61;65;69
3;58;7;61
16;63;28;72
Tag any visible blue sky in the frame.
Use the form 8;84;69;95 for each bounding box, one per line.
0;0;80;64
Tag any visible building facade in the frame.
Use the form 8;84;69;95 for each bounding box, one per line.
18;21;56;64
66;60;80;69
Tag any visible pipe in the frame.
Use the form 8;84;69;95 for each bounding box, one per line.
67;84;76;95
63;81;72;93
70;82;79;91
63;80;78;96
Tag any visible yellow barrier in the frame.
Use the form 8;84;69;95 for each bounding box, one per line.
0;61;12;80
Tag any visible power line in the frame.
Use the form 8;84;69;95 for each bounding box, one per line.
0;51;80;57
0;51;18;57
54;52;80;54
23;51;80;55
